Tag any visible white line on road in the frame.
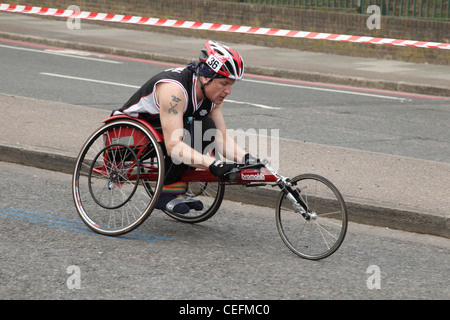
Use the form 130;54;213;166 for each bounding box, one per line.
0;44;122;64
39;72;282;109
40;72;139;88
226;99;281;110
242;78;408;101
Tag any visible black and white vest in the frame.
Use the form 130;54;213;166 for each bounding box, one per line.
113;66;216;125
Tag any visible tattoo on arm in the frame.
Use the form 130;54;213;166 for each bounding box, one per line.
168;95;181;115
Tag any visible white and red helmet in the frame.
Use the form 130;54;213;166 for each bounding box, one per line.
199;40;245;80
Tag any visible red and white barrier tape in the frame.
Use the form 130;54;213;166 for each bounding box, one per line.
1;3;449;50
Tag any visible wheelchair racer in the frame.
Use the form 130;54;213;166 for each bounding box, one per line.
112;40;259;214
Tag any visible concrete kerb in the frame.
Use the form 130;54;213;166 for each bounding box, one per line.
1;142;448;239
1;31;449;97
0;143;77;174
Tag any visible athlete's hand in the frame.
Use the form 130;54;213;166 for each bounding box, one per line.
243;153;261;165
209;160;238;181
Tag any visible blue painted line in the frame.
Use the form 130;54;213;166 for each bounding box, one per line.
1;206;175;242
4;206;86;224
0;211;100;236
1;208;88;229
128;230;174;241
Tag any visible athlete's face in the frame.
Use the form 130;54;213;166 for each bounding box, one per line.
201;77;235;105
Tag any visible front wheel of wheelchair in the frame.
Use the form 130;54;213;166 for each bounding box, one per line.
276;174;348;260
72;120;164;236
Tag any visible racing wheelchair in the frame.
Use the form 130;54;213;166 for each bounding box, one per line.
72;115;347;260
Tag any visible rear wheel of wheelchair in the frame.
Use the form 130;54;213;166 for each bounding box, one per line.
72;119;165;236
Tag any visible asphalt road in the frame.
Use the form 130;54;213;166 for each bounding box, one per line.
1;161;449;300
1;39;450;163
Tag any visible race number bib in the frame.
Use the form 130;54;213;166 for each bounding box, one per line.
206;53;227;73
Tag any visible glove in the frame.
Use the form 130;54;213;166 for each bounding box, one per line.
209;160;238;181
243;153;260;165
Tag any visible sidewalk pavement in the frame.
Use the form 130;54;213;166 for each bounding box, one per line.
0;12;449;238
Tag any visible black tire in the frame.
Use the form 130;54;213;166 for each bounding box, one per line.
276;174;347;260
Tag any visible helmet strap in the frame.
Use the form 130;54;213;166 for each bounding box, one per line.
197;70;218;102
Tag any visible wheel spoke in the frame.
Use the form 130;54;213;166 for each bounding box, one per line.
276;174;347;260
